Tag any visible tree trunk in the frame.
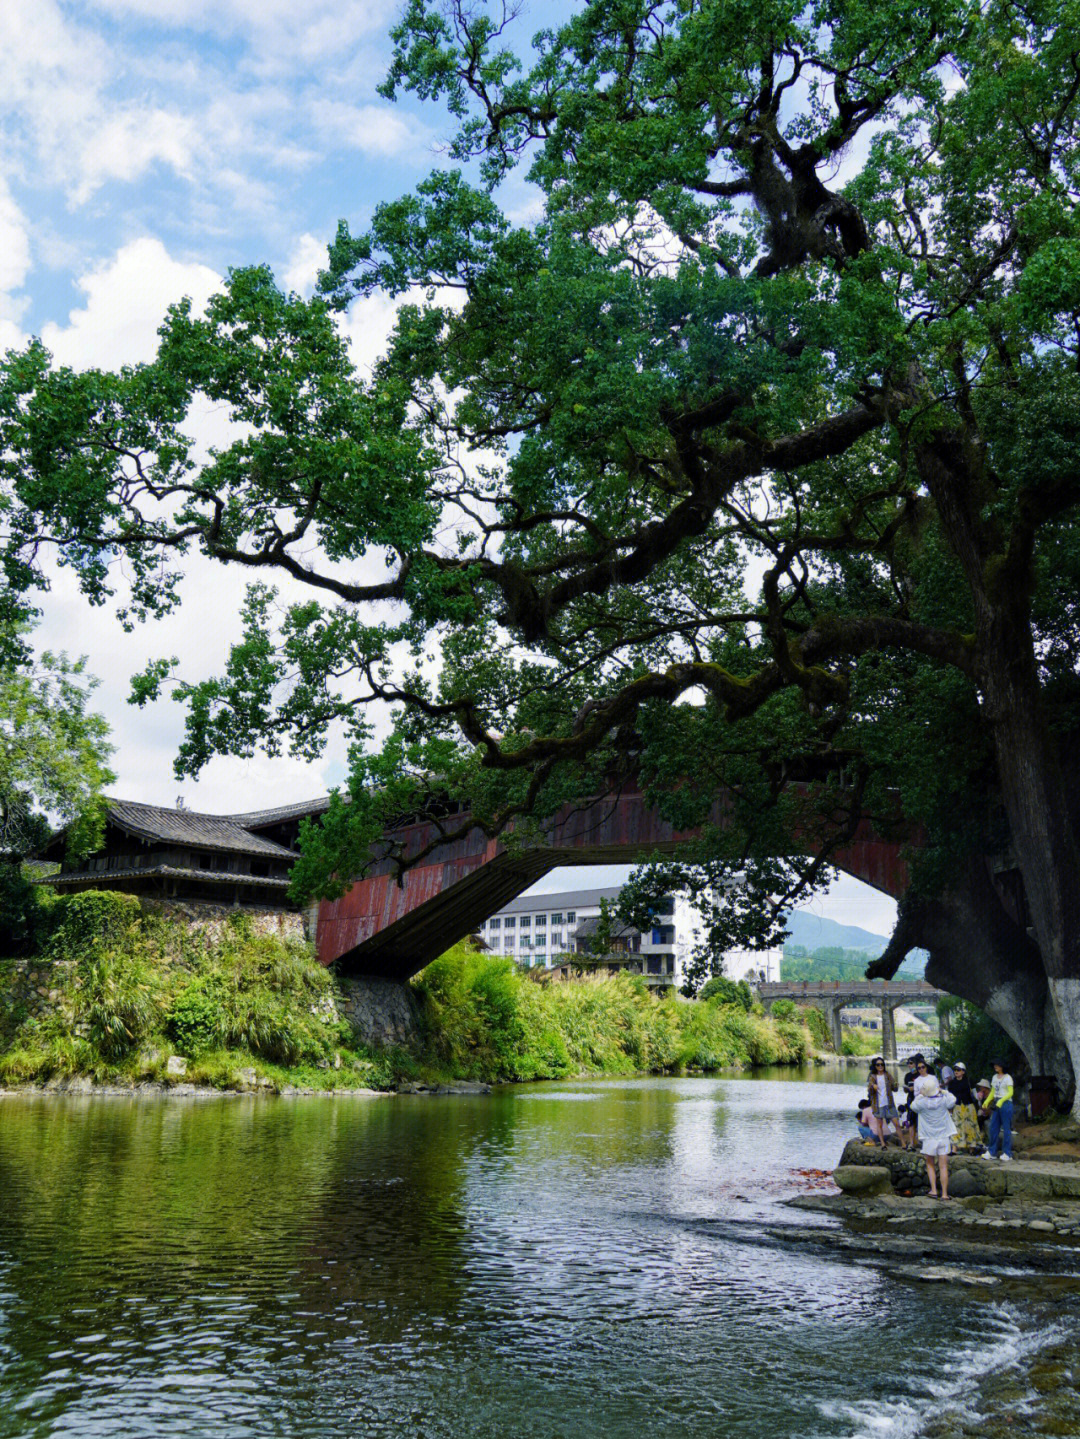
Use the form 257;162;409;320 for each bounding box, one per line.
867;860;1074;1103
976;618;1080;1115
915;434;1080;1115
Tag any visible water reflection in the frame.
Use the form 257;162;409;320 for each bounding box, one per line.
0;1074;1032;1439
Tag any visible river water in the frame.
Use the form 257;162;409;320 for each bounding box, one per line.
0;1071;1076;1439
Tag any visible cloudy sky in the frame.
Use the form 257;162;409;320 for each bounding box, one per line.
5;0;899;937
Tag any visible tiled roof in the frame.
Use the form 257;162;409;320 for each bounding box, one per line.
228;796;333;828
102;800;295;857
39;865;292;889
495;886;624;915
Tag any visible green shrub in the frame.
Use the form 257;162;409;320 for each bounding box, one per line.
47;891;141;959
76;948;159;1059
168;980;222;1056
801;1005;833;1052
770;998;797;1020
942;1000;1021;1078
698;976;753;1010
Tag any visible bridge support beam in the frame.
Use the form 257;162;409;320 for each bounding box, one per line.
336;976;418;1049
881;998;903;1064
938;1003;951;1054
820;999;844;1053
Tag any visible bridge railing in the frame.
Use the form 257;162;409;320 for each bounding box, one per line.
755;980;943;999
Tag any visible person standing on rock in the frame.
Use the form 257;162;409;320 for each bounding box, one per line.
911;1076;958;1198
981;1060;1014;1162
948;1062;981;1151
868;1057;911;1149
903;1054;927;1137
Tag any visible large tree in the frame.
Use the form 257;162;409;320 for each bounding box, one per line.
0;624;114;949
3;1;1080;1098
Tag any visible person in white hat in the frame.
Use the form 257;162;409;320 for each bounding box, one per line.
910;1076;958;1199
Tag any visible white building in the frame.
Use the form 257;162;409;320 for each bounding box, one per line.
475;885;781;988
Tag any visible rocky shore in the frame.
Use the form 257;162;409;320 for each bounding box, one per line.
0;1074;493;1099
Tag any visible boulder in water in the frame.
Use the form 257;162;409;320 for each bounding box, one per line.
833;1164;893;1196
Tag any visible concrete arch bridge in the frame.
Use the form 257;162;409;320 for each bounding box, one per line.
316;782;915;985
756;980;946;1062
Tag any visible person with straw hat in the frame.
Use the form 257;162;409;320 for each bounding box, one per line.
911;1075;958;1199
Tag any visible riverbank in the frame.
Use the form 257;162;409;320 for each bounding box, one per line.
0;893;830;1093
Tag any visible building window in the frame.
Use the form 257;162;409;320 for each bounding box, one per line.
519;915;530;927
535;914;546;928
566;912;575;924
550;912;563;925
652;925;676;946
250;861;268;877
551;932;562;949
198;853;212;869
504;917;515;929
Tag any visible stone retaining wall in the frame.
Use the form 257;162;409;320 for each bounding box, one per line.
336;977;418;1048
140;898;307;943
1;958;78;1027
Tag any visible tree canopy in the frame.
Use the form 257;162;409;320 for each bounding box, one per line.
3;1;1080;1094
0;625;113;949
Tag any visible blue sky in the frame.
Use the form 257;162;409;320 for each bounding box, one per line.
6;0;899;937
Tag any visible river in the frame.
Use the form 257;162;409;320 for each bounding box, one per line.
0;1070;1076;1438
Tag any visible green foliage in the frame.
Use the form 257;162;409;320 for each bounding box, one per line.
800;1005;833;1054
697;976;752;1010
0;863;43;955
8;2;1080;1094
167;981;221;1057
46;891;141;959
770;998;797;1019
0;621;113;870
411;946;816;1083
841;1029;881;1057
0;892;345;1082
943;1002;1022;1080
76;949;158;1059
781;949;873;983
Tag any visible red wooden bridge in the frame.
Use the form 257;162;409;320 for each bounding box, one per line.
316;784;913;983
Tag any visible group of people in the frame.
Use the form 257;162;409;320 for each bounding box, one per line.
856;1053;1015;1200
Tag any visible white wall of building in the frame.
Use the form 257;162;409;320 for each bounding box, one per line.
476;885;781;986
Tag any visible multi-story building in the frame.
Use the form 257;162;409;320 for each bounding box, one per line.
475;884;782;989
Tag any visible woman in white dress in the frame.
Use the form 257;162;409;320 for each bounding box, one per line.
911;1076;958;1199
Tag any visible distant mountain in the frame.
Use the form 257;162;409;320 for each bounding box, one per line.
782;911;889;953
782;912;927;976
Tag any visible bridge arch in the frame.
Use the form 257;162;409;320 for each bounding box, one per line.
317;785;912;982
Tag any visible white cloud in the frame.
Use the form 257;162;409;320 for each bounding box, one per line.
282;232;327;297
336;288;406;375
0;179;32;295
88;0;397;70
0;177;32;349
41;237;220;370
0;2;188;200
72;108;197;203
310;100;433;159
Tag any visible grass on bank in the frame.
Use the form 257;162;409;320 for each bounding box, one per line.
0;891;827;1089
